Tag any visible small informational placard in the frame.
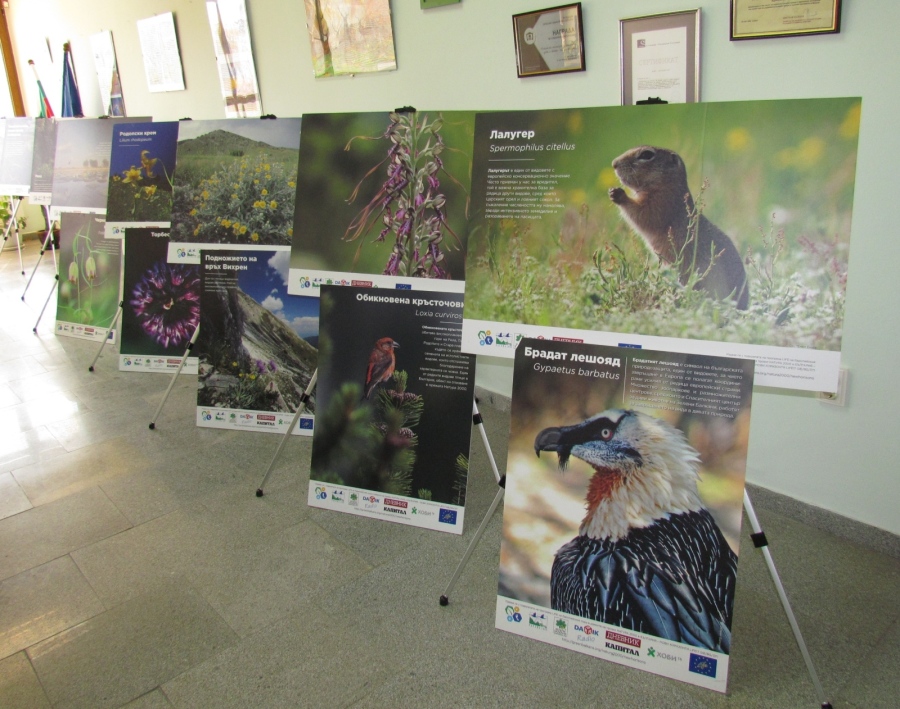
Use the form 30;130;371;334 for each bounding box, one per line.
497;339;754;692
196;247;318;435
120;228;199;373
137;12;186;92
28;118;57;206
56;213;122;343
205;0;262;118
0;118;36;195
105;121;179;238
308;285;474;534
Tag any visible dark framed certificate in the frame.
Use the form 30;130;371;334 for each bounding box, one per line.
513;3;585;78
731;0;841;40
620;9;700;105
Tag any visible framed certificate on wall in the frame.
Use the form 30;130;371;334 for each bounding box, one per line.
513;3;586;78
620;9;700;105
731;0;841;40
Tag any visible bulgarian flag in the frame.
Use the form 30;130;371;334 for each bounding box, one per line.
28;60;54;117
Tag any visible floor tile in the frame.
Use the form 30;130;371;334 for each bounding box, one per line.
0;391;82;435
28;581;238;709
0;556;105;661
186;519;372;637
12;437;151;507
0;383;22;409
0;651;51;708
120;688;173;708
834;617;900;709
161;602;391;709
0;472;32;521
0;486;132;582
0;426;66;476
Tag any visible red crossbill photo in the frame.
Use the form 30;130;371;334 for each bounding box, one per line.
364;337;399;398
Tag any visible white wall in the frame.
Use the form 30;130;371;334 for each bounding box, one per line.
6;1;899;535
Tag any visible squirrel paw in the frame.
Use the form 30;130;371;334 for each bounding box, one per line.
609;187;626;204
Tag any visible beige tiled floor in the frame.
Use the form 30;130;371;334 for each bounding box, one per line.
1;237;898;708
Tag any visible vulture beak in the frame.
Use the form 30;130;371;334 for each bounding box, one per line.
535;426;571;469
534;427;561;456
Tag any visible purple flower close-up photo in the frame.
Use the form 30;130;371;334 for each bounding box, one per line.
130;261;201;348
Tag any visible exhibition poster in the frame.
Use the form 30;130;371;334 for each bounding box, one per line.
120;228;199;373
0;117;36;195
89;30;126;117
461;99;861;392
169;118;301;264
497;339;754;691
309;285;474;534
105;121;179;238
288;110;474;296
29;117;57;206
196;247;318;434
205;0;262;118
302;0;397;78
50;116;142;218
137;12;185;93
55;213;122;343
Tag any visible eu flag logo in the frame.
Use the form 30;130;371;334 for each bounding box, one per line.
438;509;458;525
299;418;314;430
688;653;718;678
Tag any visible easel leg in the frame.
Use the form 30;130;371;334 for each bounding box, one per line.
22;213;56;300
255;369;318;497
744;490;832;708
439;397;506;605
473;399;502;484
33;273;59;333
0;196;19;254
149;325;200;430
88;302;124;372
440;480;505;606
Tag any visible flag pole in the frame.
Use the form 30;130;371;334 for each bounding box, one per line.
27;60;54;117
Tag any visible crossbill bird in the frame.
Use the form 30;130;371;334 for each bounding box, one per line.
364;337;399;399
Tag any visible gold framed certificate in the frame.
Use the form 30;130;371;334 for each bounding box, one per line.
731;0;842;40
620;9;700;105
513;3;586;78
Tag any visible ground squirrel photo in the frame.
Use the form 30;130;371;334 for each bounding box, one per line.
609;145;749;310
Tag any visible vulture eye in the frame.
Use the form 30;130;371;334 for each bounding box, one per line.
600;427;614;441
638;149;655;161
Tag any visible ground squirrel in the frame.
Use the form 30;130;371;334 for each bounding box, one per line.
609;145;749;310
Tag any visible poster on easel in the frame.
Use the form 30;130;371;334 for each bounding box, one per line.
120;227;199;373
169;118;301;264
0;118;36;195
287;110;474;296
29;117;58;206
55;213;122;342
308;285;474;534
497;339;753;691
196;247;318;434
105;121;179;238
461;98;861;392
50;116;145;218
